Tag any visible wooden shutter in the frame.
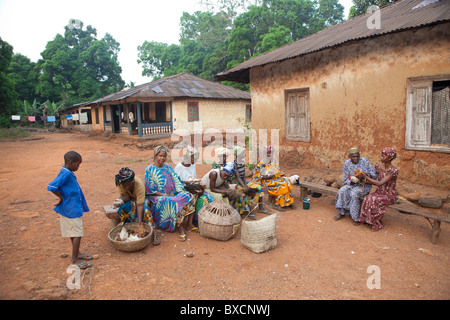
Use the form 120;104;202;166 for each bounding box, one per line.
188;102;199;122
285;89;310;142
406;80;432;147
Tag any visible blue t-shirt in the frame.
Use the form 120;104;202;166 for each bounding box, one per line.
47;166;89;218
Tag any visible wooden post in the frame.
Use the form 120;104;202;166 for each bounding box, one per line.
137;102;142;137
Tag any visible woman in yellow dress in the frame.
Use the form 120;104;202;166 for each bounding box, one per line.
253;146;294;211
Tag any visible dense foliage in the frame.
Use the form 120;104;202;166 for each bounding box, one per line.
138;0;345;90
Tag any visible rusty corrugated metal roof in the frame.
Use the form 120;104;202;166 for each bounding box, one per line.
85;72;251;106
216;0;450;83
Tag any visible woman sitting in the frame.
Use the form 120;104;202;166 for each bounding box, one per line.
253;146;294;211
200;162;235;203
359;147;399;231
144;145;196;242
115;167;160;245
231;146;267;219
174;145;214;230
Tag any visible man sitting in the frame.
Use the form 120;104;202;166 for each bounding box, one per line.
334;147;376;225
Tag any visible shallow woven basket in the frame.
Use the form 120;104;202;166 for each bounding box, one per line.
241;214;277;253
198;201;241;241
108;222;153;252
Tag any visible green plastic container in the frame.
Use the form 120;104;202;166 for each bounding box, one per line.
303;197;310;210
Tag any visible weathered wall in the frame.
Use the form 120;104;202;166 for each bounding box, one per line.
173;98;249;133
250;23;450;187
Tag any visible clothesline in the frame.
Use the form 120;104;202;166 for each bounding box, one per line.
11;115;57;122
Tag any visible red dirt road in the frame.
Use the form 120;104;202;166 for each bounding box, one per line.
0;130;449;301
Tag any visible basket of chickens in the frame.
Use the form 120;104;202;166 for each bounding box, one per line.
108;222;153;252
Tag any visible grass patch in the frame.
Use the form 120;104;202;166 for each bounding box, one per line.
0;127;30;140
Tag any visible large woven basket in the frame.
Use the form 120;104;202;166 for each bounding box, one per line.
241;214;277;253
108;222;153;252
198;201;241;241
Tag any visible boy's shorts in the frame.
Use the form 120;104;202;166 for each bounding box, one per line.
59;215;83;237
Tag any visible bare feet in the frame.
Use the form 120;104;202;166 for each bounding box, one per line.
334;214;344;221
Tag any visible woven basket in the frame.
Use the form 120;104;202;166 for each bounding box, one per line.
108;222;153;252
241;214;277;253
198;201;241;241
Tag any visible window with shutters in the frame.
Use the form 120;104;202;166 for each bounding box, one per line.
187;102;199;122
285;88;310;142
245;104;252;122
406;76;449;152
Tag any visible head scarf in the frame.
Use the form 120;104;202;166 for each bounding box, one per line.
382;147;397;160
215;147;230;158
222;162;235;175
348;147;360;155
115;167;135;186
264;145;274;153
153;145;170;159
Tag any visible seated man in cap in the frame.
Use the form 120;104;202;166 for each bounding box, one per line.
334;147;376;225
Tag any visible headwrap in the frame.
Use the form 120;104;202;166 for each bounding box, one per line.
222;162;235;175
382;147;397;160
264;145;274;153
348;147;360;155
115;167;135;186
215;147;230;158
153;145;170;159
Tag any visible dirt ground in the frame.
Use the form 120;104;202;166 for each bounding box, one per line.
0;129;449;302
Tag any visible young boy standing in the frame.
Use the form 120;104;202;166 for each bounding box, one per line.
48;151;92;269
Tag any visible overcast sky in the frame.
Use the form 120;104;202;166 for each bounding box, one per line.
0;0;354;86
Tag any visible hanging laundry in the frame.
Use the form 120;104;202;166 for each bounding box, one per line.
66;115;73;120
28;116;36;122
80;113;88;123
72;113;79;121
47;116;56;122
11;115;21;121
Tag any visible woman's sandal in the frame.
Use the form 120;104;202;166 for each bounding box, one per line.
189;227;199;233
78;253;93;261
178;234;187;242
76;261;92;269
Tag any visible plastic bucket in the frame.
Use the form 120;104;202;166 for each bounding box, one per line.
303;197;310;210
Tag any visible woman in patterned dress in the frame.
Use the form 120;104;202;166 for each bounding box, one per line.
231;145;266;219
253;146;294;211
359;147;399;231
115;167;161;245
145;146;196;242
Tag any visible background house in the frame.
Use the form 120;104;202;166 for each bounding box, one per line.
61;73;251;140
216;0;450;187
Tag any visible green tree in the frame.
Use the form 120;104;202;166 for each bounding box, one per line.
137;0;344;89
0;37;19;116
6;53;40;103
37;19;125;106
349;0;398;18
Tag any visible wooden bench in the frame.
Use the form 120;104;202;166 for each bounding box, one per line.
388;202;450;244
298;181;449;244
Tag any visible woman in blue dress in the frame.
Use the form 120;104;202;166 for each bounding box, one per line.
145;145;196;242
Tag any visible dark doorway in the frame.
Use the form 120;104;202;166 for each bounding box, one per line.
155;102;166;123
111;105;120;133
